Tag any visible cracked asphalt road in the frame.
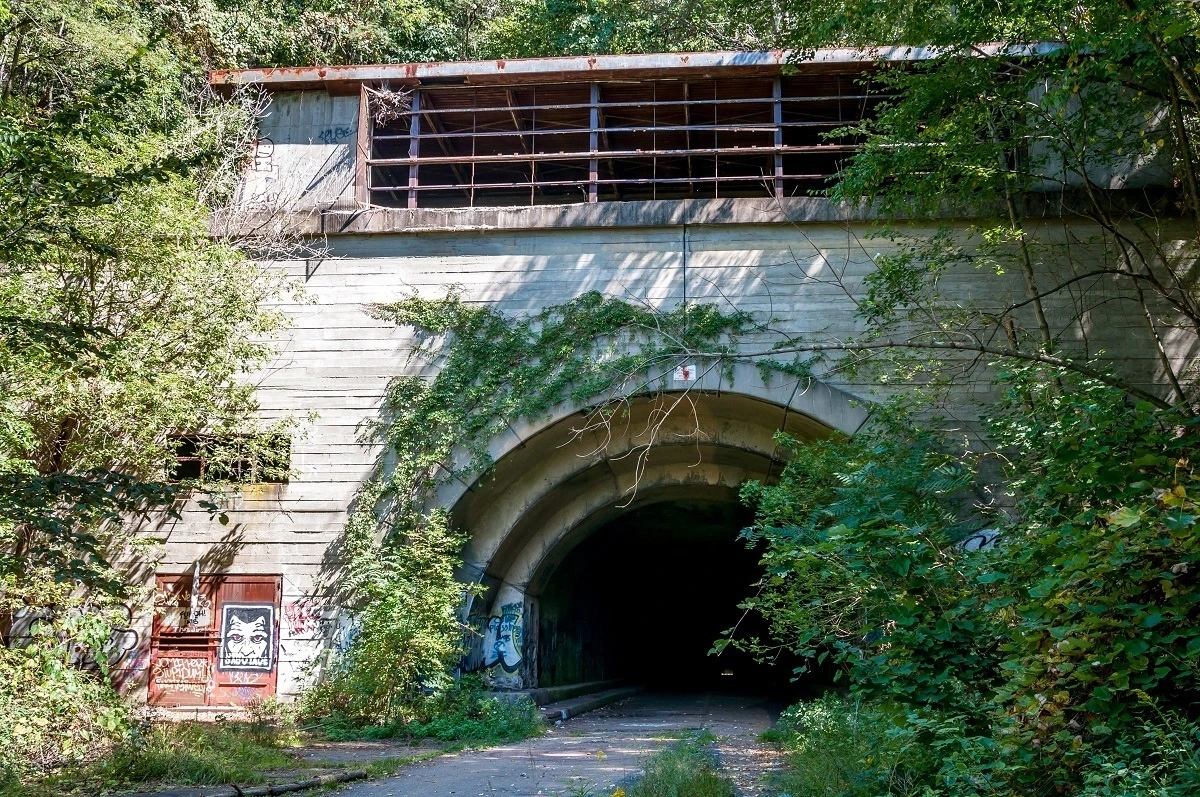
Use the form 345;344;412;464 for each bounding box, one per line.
329;691;782;797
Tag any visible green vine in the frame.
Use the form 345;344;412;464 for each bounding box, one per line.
313;290;768;719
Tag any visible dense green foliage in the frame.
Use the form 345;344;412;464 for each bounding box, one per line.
737;369;1200;793
0;0;290;783
313;676;543;747
737;0;1200;409
190;0;763;68
0;591;132;783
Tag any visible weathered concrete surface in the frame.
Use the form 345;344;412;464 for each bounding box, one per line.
330;691;779;797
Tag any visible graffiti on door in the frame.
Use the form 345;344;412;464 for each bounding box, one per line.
153;657;212;697
218;604;275;671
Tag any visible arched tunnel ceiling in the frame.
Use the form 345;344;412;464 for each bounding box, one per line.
450;388;854;606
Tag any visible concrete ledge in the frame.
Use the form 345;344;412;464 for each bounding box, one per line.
221;197;880;238
538;686;644;723
489;679;627;707
215;190;1180;238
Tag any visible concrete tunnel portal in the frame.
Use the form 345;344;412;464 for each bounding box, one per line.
447;368;869;693
534;496;769;690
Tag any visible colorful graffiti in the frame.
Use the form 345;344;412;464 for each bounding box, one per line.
485;603;524;688
462;601;524;687
494;603;523;672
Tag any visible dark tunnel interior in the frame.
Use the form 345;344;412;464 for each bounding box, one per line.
535;499;802;694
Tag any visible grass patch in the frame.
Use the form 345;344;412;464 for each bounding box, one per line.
617;730;735;797
763;693;910;797
317;679;544;748
101;720;300;787
7;719;303;796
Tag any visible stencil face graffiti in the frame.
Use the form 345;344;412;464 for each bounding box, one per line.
219;604;274;671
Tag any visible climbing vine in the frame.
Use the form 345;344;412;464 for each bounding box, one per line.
310;290;768;720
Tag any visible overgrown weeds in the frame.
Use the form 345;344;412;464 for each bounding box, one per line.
617;730;735;797
762;694;929;797
8;718;301;796
98;719;300;787
313;676;544;747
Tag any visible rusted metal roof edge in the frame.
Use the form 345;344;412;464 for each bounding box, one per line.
211;44;1062;92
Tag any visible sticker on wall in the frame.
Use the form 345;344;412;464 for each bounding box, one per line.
672;364;696;383
218;604;275;671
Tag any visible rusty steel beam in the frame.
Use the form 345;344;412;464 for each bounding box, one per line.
588;83;599;203
367;93;892;119
417;94;474;201
355;84;370;206
370;173;834;192
210;45;1065;94
369;143;857;167
373;123;793;142
407;91;421;209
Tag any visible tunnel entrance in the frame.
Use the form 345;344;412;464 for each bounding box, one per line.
534;499;789;692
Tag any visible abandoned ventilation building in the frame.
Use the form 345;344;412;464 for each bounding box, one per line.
113;49;1169;708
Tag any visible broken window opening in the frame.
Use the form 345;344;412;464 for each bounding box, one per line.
366;73;891;209
168;433;291;485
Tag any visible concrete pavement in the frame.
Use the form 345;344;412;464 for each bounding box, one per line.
328;692;781;797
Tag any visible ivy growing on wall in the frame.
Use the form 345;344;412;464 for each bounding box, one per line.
309;290;770;720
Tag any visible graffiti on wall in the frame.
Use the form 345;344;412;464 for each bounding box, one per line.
491;603;524;672
56;603;145;675
462;601;524;687
484;603;524;688
283;599;322;637
332;612;360;654
251;137;275;170
316;126;354;145
218;604;275;671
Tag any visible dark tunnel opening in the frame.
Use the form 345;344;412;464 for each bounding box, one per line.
535;499;802;694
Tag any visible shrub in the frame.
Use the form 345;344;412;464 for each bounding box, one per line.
315;675;543;747
302;505;471;724
0;592;132;786
738;369;1200;795
767;694;896;796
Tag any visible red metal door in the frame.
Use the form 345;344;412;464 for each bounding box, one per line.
149;574;281;707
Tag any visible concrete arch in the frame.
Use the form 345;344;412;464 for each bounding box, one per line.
450;374;868;687
434;362;867;511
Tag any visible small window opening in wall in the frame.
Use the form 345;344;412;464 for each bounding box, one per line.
169;434;291;484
